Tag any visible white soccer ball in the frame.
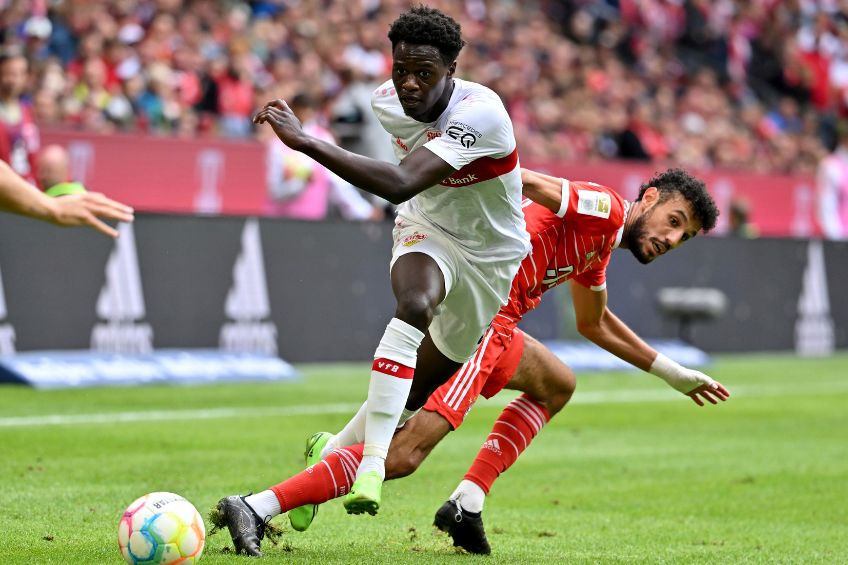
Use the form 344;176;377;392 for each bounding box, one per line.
118;492;206;564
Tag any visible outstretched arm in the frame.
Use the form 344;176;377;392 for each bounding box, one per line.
0;160;133;237
520;168;566;213
570;281;730;406
254;100;456;205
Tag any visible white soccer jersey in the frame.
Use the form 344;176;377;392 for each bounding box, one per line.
371;78;530;264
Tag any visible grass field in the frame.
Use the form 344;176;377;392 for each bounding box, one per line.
1;353;847;564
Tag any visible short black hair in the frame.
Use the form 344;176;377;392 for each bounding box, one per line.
388;5;465;65
638;168;719;233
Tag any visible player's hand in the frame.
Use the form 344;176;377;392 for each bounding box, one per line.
685;377;730;407
253;99;307;149
47;192;134;238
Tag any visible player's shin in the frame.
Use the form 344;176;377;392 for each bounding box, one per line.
458;394;551;512
358;318;424;479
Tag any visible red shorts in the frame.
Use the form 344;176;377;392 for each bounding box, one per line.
423;327;525;429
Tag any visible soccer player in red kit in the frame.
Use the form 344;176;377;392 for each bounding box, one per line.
213;167;730;556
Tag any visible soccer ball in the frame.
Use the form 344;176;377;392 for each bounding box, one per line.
118;492;205;564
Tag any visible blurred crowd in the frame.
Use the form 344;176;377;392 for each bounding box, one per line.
2;0;848;177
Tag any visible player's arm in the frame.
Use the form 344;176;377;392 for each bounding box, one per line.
569;281;730;406
0;160;134;237
520;169;566;213
254;100;455;205
816;161;845;240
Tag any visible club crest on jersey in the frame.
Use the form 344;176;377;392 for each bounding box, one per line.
577;190;611;219
402;232;428;247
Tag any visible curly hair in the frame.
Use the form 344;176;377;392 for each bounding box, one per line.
388;5;466;65
637;168;719;233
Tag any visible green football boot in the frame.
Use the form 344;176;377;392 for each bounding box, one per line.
287;431;334;532
342;470;383;516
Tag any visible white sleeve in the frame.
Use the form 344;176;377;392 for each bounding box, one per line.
328;172;375;221
817;160;845;240
423;98;514;169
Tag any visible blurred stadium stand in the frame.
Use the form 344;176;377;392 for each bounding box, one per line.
0;1;846;373
1;0;844;174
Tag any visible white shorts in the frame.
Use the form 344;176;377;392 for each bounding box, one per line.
390;219;520;363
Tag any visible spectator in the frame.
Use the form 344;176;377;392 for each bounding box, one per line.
816;120;848;240
0;0;837;177
263;93;378;221
36;143;87;197
728;197;759;239
0;49;39;184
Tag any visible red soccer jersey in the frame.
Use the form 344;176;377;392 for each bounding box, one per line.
0;102;39;185
494;180;629;331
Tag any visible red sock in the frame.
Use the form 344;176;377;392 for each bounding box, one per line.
464;394;550;493
270;444;364;511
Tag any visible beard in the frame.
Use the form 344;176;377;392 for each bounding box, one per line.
625;212;653;264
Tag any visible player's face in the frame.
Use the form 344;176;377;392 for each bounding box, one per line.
391;41;455;122
628;191;702;264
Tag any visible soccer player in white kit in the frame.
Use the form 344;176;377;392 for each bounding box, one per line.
217;7;530;552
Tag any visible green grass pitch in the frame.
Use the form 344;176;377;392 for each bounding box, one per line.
1;353;846;564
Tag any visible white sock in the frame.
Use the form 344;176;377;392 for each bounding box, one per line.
243;490;281;520
450;479;486;514
359;318;424;480
358;453;386;478
322;402;368;459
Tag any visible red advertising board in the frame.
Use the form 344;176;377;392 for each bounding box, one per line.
42;130;267;215
43;129;820;237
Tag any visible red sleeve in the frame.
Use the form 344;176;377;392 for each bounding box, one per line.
563;181;626;235
563;180;626;291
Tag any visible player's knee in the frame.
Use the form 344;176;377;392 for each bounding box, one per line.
394;292;437;329
539;366;576;415
385;448;424;480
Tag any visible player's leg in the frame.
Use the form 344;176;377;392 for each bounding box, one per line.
213;443;367;557
436;332;575;554
285;408;454;532
454;332;575;506
347;250;462;515
385;408;453;478
214;411;455;554
291;330;503;532
216;330;500;553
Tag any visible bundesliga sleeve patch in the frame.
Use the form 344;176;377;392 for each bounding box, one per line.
577;190;612;219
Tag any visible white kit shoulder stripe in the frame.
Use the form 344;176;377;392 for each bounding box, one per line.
556;179;570;218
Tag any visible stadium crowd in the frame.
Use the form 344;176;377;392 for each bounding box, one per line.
2;0;847;174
